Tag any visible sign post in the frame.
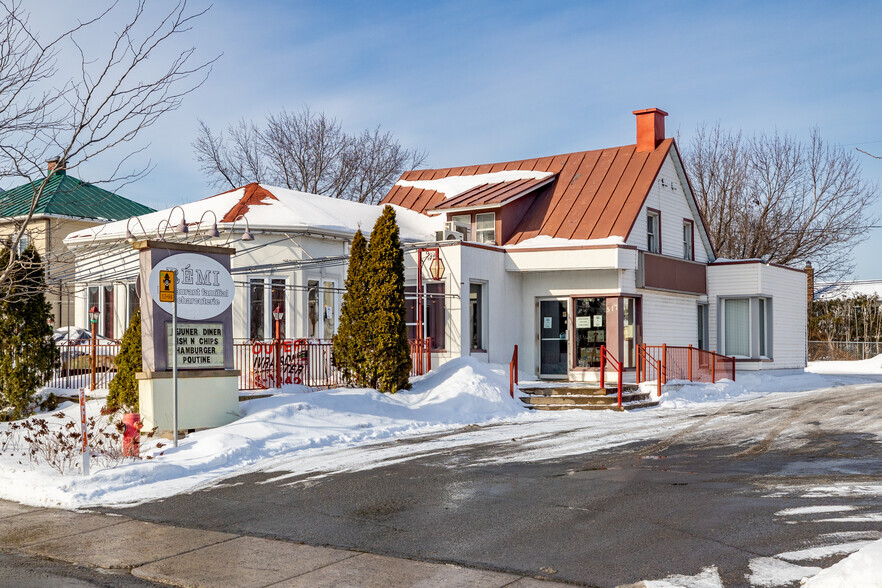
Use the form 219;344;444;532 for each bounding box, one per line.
79;387;89;476
160;270;179;447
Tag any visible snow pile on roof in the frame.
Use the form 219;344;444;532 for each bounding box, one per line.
395;170;554;199
64;184;442;245
505;235;625;249
801;537;882;587
0;358;526;508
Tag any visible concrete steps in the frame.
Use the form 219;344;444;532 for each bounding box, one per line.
518;383;658;411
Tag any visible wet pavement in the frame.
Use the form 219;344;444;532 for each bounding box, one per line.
103;384;882;587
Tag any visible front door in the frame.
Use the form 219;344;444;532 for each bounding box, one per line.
539;300;568;376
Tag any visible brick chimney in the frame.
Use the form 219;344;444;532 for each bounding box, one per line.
633;108;668;152
46;157;66;174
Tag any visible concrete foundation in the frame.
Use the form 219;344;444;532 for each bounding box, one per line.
137;369;240;432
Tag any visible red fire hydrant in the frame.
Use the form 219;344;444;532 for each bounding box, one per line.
122;413;142;457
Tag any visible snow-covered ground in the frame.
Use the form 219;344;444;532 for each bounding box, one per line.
3;356;882;585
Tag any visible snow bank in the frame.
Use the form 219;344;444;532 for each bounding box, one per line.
652;370;845;409
0;358;527;509
807;354;882;375
801;537;882;587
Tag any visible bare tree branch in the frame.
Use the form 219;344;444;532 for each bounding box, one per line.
683;123;878;281
194;106;427;205
0;0;217;302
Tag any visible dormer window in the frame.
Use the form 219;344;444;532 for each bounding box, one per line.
647;210;660;253
475;213;496;245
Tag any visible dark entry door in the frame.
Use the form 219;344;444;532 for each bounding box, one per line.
539;300;568;376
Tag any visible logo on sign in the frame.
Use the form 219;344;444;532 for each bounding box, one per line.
148;253;235;320
159;270;175;302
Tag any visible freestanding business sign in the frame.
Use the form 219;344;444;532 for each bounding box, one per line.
135;241;239;435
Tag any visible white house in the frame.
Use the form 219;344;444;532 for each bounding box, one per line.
64;108;808;383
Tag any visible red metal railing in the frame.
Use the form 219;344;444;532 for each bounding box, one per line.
599;344;624;407
235;338;434;391
410;337;432;376
50;338;434;392
638;344;735;387
49;341;121;390
509;344;518;398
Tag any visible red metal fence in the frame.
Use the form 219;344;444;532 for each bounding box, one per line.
235;338;433;391
637;344;735;386
51;337;435;392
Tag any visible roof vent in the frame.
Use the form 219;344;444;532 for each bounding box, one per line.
633;108;668;152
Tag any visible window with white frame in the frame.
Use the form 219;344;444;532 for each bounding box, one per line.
86;284;115;338
647;210;660;253
126;283;139;325
683;220;694;260
250;277;290;340
249;278;266;340
470;282;486;351
307;279;337;339
475;213;496;245
722;297;771;358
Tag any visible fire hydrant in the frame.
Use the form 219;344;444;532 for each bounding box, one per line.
122;413;142;457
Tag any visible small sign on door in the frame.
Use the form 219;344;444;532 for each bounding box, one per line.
543;317;552;329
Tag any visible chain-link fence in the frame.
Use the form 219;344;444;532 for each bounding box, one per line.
808;341;882;361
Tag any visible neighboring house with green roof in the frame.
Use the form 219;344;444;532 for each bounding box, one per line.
0;158;155;331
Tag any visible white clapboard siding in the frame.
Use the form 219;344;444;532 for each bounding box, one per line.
628;153;710;263
707;263;807;369
641;290;699;347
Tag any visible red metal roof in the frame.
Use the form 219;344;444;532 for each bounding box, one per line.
381;139;674;245
429;175;556;212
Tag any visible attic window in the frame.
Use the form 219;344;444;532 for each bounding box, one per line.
647;210;660;253
683;220;694;260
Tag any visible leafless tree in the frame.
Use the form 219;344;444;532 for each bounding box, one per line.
682;123;878;281
0;0;215;303
194;107;427;205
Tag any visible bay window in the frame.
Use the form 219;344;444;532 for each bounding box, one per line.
721;297;772;359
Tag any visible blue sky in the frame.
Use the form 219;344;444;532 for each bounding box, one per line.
27;0;882;278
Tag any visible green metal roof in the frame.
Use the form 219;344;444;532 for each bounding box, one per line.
0;171;155;221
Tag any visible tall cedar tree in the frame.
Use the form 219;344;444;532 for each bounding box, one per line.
365;206;411;392
107;308;142;413
333;230;370;385
0;246;58;420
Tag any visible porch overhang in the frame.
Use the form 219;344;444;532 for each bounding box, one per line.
504;245;638;272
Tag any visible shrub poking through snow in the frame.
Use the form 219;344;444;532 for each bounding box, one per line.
0;409;160;474
333;229;370;386
107;308;142;413
365;206;411;393
0;246;59;421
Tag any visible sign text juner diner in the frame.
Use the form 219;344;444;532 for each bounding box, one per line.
166;323;224;369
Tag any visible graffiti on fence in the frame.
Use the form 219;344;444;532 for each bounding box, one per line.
250;340;310;388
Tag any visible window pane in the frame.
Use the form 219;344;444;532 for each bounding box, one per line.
451;214;471;240
475;213;495;244
404;285;417;340
250;279;265;340
759;299;766;357
307;280;319;338
683;223;693;260
623;298;635;368
647;213;658;253
322;280;335;338
470;283;483;350
88;286;99;322
575;297;605;368
103;285;114;338
271;279;286;339
426;283;445;350
127;283;139;324
725;298;750;356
